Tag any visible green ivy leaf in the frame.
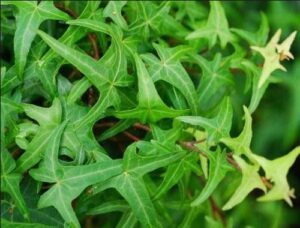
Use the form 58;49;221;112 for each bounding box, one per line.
250;147;300;206
221;106;252;155
191;147;233;207
222;155;266;210
141;44;199;115
191;53;234;111
2;1;71;78
186;1;234;48
16;98;62;173
29;122;123;227
103;1;128;30
231;13;269;46
114;54;188;123
1;150;29;220
92;142;184;227
251;29;296;88
178;97;233;146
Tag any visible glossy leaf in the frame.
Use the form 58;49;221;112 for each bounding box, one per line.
222;155;266;210
141;44;199;114
178;97;233;145
221;106;252;155
1;150;29;220
186;1;233;48
250;147;300;206
191;147;233;207
114;54;188;123
2;1;70;78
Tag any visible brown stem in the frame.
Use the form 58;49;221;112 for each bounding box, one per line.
55;2;78;18
209;197;226;226
87;33;100;60
95;122;116;128
123;131;140;142
11;148;21;159
133;123;151;132
261;176;273;189
178;141;207;158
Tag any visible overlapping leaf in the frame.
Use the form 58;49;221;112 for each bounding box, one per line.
186;1;234;48
1;1;71;78
222;155;266;210
91;142;185;226
191;146;233;207
1;150;29;221
114;54;188;123
178;97;233;145
250;147;300;206
221;106;252;155
141;44;199;115
190;53;234;111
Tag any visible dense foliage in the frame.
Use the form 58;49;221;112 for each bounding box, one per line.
1;1;299;227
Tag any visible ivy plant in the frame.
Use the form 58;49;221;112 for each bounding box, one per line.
1;1;299;228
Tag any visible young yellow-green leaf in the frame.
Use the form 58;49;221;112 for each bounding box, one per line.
141;44;199;115
240;60;271;113
186;1;233;48
191;147;233;207
1;150;29;221
114;54;188;123
250;146;300;206
276;31;297;60
3;1;71;78
178;97;233;146
222;155;266;210
221;106;252;155
251;29;297;88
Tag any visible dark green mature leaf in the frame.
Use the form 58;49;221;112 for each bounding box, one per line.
2;2;299;227
1;150;29;221
114;54;188;123
29;122;123;227
16;98;62;173
178;97;233;145
231;13;269;46
128;1;171;39
141;44;199;115
1;218;54;228
191;53;234;111
154;152;199;200
2;1;70;78
191;147;234;207
87;200;129;215
92;142;184;227
103;1;128;30
186;1;234;48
